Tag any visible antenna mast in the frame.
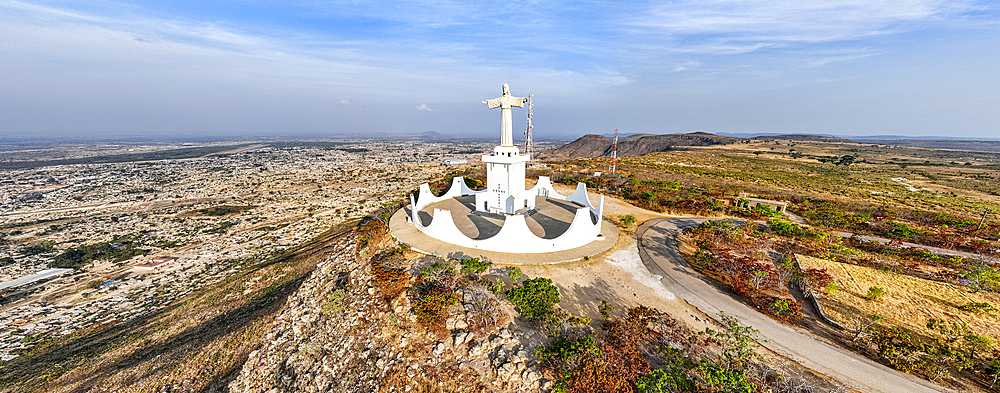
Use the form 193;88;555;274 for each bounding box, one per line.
610;128;619;173
524;94;533;155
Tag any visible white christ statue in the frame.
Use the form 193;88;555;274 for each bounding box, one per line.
482;84;528;147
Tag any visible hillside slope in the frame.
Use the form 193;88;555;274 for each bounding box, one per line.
0;221;356;393
539;132;739;160
230;219;549;393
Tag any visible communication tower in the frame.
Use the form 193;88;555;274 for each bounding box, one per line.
524;94;533;155
610;128;618;173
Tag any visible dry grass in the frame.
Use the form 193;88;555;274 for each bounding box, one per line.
602;141;1000;219
798;254;1000;346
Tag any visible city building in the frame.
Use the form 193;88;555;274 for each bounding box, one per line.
134;256;177;271
733;192;788;213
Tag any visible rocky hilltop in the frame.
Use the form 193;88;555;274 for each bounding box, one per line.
229;219;550;393
751;134;852;143
539;132;738;160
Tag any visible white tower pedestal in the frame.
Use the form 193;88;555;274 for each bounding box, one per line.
475;145;536;215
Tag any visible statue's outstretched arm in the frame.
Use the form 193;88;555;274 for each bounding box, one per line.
483;98;502;109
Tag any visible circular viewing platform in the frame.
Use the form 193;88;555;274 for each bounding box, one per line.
389;195;619;265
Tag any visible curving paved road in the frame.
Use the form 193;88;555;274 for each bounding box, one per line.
637;218;952;393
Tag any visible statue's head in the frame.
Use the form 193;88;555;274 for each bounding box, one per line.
502;83;510;94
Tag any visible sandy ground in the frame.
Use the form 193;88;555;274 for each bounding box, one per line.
521;236;711;331
512;190;715;332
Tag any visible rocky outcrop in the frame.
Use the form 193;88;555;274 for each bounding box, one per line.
229;224;552;393
228;236;396;392
539;132;740;161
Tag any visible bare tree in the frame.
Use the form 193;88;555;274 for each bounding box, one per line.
849;313;884;341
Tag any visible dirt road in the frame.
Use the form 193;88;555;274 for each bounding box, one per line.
829;230;987;260
637;217;952;393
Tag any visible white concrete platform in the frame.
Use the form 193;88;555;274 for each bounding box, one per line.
389;207;619;265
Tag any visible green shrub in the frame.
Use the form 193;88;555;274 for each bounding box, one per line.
507;277;560;320
699;312;762;369
598;299;618;321
487;277;506;294
960;266;1000;292
865;286;886;302
638;348;756;393
958;302;992;313
637;367;696;393
19;241;55;256
768;219;800;237
886;222;916;240
618;214;637;227
964;333;994;361
870;326;919;372
566;316;591;327
534;335;600;362
321;289;346;313
751;204;782;218
413;292;460;325
770;299;795;317
459;257;491;274
509;266;522;281
419;261;456;283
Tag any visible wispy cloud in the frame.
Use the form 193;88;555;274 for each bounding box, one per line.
415;104;435;112
808;53;879;67
673;59;701;72
633;0;977;54
813;77;849;83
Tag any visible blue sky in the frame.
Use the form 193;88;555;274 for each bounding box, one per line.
1;0;998;140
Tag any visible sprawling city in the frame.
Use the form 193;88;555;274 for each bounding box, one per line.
0;141;468;361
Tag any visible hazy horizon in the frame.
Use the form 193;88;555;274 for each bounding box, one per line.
2;1;998;141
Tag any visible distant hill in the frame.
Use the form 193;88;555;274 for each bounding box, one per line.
415;131;452;142
853;139;1000;153
538;132;739;160
752;134;852;143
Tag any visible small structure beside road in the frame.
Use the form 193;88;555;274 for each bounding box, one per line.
134;256;177;271
722;192;788;213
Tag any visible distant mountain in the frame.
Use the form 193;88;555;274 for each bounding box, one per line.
351;131;475;142
538;132;739;160
716;132;843;139
853;139;1000;153
752;134;852;143
415;131;452;142
852;135;1000;141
